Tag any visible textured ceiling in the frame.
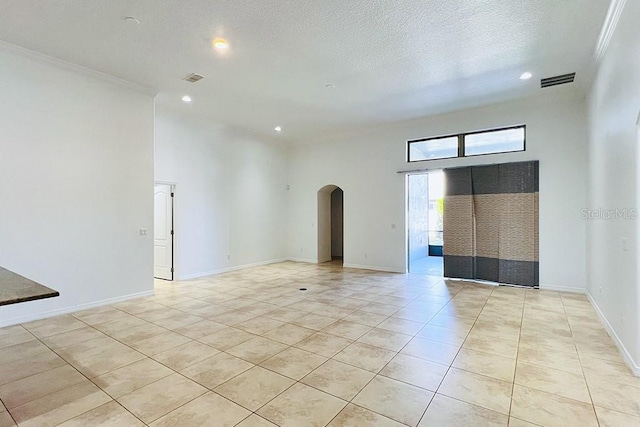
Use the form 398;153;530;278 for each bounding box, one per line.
0;0;610;141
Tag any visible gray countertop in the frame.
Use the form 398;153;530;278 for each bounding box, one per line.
0;267;59;306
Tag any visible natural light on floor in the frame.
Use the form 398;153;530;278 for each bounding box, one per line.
0;262;634;426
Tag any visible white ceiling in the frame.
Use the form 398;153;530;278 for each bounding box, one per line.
0;0;610;142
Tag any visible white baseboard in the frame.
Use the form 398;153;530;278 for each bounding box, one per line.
343;263;405;274
539;284;587;293
285;259;406;274
286;258;406;274
0;290;155;328
179;258;288;280
587;292;640;376
286;257;318;264
179;270;222;280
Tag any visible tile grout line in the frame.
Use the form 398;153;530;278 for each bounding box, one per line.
517;294;610;412
2;328;104;416
0;396;19;427
242;276;450;426
1;342;109;424
248;312;396;424
506;286;527;423
31;305;232;425
559;293;602;427
355;280;505;425
82;297;298;425
30;317;151;427
5;265;628;425
376;280;487;426
414;282;510;425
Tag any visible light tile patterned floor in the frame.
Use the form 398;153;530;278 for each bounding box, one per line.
1;261;639;426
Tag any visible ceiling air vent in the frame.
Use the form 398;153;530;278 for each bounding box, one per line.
183;73;204;83
540;73;575;88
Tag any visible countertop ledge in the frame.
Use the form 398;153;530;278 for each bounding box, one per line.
0;267;59;306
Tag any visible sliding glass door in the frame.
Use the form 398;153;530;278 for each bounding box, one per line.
442;161;539;287
408;171;444;276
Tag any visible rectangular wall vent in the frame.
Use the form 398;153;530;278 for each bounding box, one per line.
541;73;575;88
183;73;204;83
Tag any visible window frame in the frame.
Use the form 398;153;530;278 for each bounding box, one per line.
406;133;461;162
407;124;526;163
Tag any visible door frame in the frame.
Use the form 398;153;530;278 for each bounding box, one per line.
317;184;343;264
154;181;177;280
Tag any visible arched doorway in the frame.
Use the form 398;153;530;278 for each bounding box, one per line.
317;185;344;264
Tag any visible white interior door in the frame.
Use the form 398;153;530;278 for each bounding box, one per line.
154;184;173;280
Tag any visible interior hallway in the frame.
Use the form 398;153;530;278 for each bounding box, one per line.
0;262;638;426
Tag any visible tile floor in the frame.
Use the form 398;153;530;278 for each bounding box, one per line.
0;261;639;426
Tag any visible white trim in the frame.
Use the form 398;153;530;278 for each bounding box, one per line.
595;0;627;62
343;263;405;274
286;259;406;274
539;284;586;293
179;270;220;280
179;258;288;280
0;40;157;96
0;290;154;328
286;257;318;264
587;292;640;376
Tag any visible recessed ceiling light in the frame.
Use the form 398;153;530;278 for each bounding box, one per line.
213;38;230;50
325;84;336;89
520;71;533;80
182;95;192;103
124;16;140;25
274;126;282;133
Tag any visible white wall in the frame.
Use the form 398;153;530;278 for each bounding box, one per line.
586;0;640;371
0;45;155;327
288;92;589;288
154;106;288;279
331;188;344;258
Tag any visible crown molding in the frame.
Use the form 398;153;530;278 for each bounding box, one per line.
0;40;157;97
595;0;627;62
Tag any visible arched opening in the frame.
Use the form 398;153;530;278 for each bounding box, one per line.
317;185;344;264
